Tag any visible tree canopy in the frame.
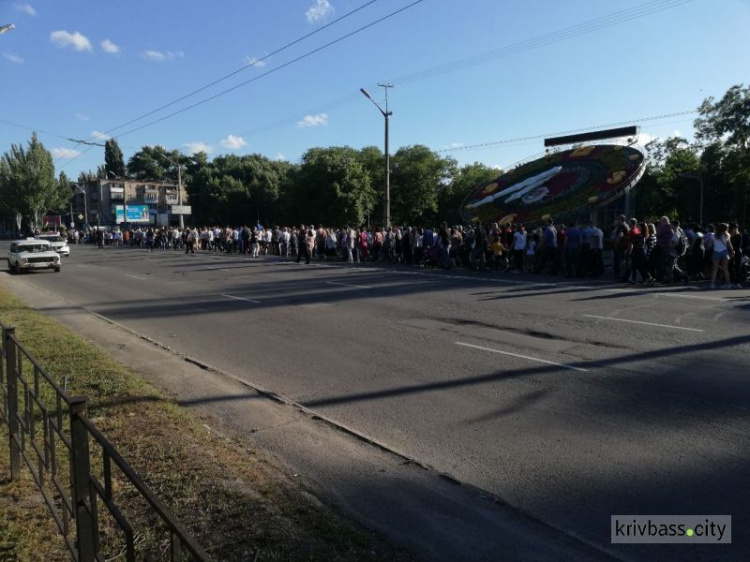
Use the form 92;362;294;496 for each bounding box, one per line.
0;133;68;231
104;138;126;178
4;85;748;230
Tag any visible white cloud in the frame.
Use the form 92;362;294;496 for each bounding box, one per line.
243;55;267;68
306;0;334;23
492;165;502;170
52;147;82;159
184;142;213;155
638;133;657;145
672;129;683;138
16;4;36;16
101;39;119;54
75;113;90;121
219;135;247;150
275;153;286;161
142;50;184;62
91;130;110;141
50;30;92;52
3;52;24;64
297;113;328;128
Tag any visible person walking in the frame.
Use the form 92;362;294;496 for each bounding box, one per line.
710;223;734;289
295;224;312;264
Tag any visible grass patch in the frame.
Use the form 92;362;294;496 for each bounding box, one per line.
0;287;414;561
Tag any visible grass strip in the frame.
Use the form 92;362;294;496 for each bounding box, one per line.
0;287;413;561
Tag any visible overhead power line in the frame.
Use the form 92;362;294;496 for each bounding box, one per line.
96;0;384;140
234;0;697;141
391;0;695;86
55;0;696;169
57;0;425;170
0;118;77;142
111;0;426;140
436;110;698;153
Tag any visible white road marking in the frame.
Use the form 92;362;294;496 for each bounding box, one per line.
125;274;147;280
657;292;728;302
582;314;704;332
324;281;373;290
454;342;589;372
220;294;260;304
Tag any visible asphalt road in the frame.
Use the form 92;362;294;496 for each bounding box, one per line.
5;242;750;560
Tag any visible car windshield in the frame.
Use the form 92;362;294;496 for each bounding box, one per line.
37;236;61;242
18;244;49;253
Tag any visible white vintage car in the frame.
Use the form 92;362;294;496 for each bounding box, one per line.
35;233;71;257
7;238;61;274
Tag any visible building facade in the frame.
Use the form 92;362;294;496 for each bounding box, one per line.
74;177;190;227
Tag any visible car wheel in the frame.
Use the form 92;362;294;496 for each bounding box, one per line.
54;266;61;273
8;262;15;274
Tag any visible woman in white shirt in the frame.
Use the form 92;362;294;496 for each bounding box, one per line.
710;223;734;289
512;225;526;271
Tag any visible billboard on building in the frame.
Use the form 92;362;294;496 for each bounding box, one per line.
114;205;151;224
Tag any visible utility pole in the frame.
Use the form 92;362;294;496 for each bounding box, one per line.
178;163;184;229
360;84;393;229
380;83;393;230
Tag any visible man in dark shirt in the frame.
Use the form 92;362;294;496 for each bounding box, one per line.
295;224;311;264
564;222;582;276
534;218;558;274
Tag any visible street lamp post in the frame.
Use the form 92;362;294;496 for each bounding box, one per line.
360;84;393;229
680;174;704;225
106;171;125;234
74;184;89;225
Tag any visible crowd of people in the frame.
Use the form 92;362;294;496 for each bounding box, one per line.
80;216;750;289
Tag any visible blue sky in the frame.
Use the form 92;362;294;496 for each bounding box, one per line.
1;0;749;178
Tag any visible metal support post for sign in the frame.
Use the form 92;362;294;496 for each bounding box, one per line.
69;396;96;562
4;326;20;480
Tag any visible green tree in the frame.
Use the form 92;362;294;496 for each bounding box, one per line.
390;145;456;225
356;146;385;222
57;171;73;196
439;162;498;224
127;145;182;180
286;147;375;227
0;133;62;231
184;153;294;225
104;138;126;178
637;137;699;221
694;84;750;224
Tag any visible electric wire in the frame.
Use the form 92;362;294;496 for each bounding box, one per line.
112;0;425;140
436;110;698;153
95;0;384;139
235;0;696;140
56;0;425;170
392;0;694;86
0;118;78;142
55;0;695;169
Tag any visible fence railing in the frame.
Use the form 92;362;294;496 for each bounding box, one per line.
0;323;211;561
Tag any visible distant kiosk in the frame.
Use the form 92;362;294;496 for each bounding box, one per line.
461;126;645;227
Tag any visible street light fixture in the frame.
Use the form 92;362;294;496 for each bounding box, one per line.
107;170;127;234
73;184;89;225
680;173;704;225
360;84;393;229
0;23;15;35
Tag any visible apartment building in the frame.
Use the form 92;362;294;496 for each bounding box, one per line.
75;177;190;227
